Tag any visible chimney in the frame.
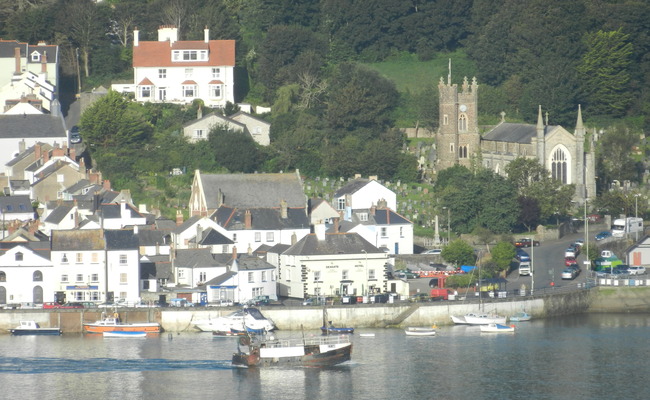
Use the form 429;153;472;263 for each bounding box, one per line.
197;104;202;119
176;209;183;226
43;150;50;163
244;209;252;229
204;26;209;43
196;224;203;243
103;179;111;191
333;217;340;233
34;144;42;160
247;244;252;255
370;204;376;216
14;47;21;74
315;222;326;241
291;232;297;245
41;51;47;74
369;175;378;181
19;140;25;153
232;245;238;260
120;198;127;218
134;28;139;47
133;225;139;235
280;199;287;219
377;198;387;209
69;147;76;161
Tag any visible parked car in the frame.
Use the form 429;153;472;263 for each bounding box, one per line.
565;245;580;258
515;249;530;262
561;267;577;280
595;231;612;241
568;264;581;276
628;266;647;275
69;125;82;144
207;299;234;307
393;269;420;279
421;249;442;255
565;257;577;266
573;239;585;248
43;302;84;309
514;238;540;248
409;293;431;302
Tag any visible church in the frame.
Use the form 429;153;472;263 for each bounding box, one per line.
435;72;596;203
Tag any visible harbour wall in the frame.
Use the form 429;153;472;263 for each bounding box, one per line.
1;287;647;333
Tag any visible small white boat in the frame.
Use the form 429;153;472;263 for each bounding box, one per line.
405;327;437;336
103;331;147;338
359;333;375;337
480;323;515;333
194;307;275;332
451;313;507;325
10;321;61;336
510;312;531;322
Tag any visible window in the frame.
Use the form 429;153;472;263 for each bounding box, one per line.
57;174;64;183
222;245;229;253
73;291;83;301
261;271;267;282
212;68;221;78
314;270;321;282
15;252;23;261
178;269;185;280
76;253;83;263
380;227;388;237
140;86;151;98
551;147;569;184
119;292;127;300
158;87;167;100
120;273;128;284
459;145;468;159
209;85;222;98
143;281;150;290
184;68;193;78
337;198;345;210
182;85;196;98
248;272;254;283
369;269;376;280
90;292;100;301
31;51;41;62
199;272;206;282
172;50;208;61
443;114;449;125
233;234;237;242
255;232;261;242
61;274;68;283
91;274;99;282
359;213;368;221
342;270;349;280
266;232;274;242
400;227;404;237
91;253;99;263
76;274;83;282
194;129;204;139
119;254;127;265
33;271;43;282
0;271;5;282
158;69;167;79
458;114;468;132
61;253;68;263
450;143;454;153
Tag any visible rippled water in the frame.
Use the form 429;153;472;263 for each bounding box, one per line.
1;313;649;399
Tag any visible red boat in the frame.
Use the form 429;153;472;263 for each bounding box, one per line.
83;315;161;334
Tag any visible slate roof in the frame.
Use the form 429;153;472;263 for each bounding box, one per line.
196;227;233;246
214;206;309;230
104;229;139;250
334;179;371;197
9;180;30;191
199;172;306;209
43;204;73;224
0;114;66;139
283;232;384;256
205;270;237;286
0;195;33;215
140;255;173;280
154;218;177;231
183;111;246;130
175;248;224;269
6;142;53;167
352;208;412;226
136;229;169;247
482;122;559;143
100;202;144;219
229;254;275;271
0;241;50;259
51;229;104;251
266;243;291;255
133;39;235;68
172;215;202;234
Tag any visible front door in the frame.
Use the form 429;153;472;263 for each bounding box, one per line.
33;286;43;303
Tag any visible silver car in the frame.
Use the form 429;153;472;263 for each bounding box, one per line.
627;266;647;275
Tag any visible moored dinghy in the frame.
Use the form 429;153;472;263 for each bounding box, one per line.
509;312;531;322
479;323;516;333
404;326;437;336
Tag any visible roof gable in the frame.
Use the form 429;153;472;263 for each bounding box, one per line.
133;40;235;68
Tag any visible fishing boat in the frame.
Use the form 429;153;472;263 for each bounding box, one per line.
509;312;532;322
404;327;437;336
194;307;275;333
83;313;161;334
480;323;516;333
10;320;62;336
232;333;352;368
102;331;147;338
451;312;507;325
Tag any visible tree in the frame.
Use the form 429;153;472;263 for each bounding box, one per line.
517;196;541;232
207;125;265;173
596;124;643;186
577;29;634;117
490;241;516;272
441;239;476;267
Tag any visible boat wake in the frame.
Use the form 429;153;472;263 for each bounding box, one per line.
0;357;234;374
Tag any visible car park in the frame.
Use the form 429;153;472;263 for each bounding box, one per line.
595;231;612;241
628;266;647;275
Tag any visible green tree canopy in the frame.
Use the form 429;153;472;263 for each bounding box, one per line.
441;239;476;267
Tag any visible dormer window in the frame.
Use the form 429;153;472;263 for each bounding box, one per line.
15;252;23;261
31;51;41;62
172;50;208;62
359;213;368;221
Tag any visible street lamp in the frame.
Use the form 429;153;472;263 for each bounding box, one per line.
635;193;641;241
527;237;534;296
584;198;589;273
442;207;450;244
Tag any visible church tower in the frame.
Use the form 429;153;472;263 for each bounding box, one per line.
436;62;480;171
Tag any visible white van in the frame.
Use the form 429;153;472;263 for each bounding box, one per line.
518;261;531;276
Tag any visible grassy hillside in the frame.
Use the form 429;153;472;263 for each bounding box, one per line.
364;50;478;93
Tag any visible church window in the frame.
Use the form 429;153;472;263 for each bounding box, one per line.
458;114;468;132
443;115;448;125
459;145;468;159
551;148;568;184
449;143;454;153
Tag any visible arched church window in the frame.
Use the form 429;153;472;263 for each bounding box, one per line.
551;148;568;184
459;145;468;159
458;114;467;132
450;143;454;153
